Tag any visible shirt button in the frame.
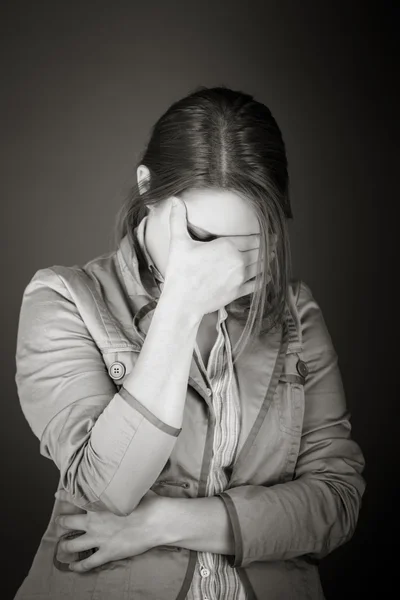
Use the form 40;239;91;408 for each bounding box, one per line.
296;360;309;378
108;361;126;380
200;568;210;578
206;388;212;396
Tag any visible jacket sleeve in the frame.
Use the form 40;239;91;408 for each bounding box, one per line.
217;280;366;567
15;267;181;516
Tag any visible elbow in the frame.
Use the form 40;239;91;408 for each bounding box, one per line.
56;443;158;516
58;474;144;516
312;477;365;560
98;490;143;516
328;462;366;543
331;478;365;543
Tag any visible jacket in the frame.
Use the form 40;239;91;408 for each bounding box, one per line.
14;231;366;600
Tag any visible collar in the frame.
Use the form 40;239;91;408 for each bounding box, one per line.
116;217;163;306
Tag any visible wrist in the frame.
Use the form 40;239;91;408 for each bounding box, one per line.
159;283;203;329
148;495;181;547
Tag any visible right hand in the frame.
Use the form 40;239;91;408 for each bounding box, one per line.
163;196;274;317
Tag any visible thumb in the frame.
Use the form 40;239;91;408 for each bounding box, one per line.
55;488;74;503
169;196;190;241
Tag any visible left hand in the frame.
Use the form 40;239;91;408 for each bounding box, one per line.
55;489;163;572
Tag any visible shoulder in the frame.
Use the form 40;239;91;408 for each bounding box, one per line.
17;254;115;337
293;279;338;362
20;267;73;308
290;278;322;318
287;278;314;309
21;247;119;303
17;248;140;352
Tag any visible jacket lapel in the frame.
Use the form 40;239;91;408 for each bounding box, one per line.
225;316;287;461
133;300;287;465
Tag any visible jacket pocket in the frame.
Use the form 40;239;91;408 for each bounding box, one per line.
274;381;305;437
153;479;190;489
154;545;181;552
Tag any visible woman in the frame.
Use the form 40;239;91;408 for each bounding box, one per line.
14;85;365;600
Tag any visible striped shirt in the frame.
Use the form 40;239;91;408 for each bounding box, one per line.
134;215;248;600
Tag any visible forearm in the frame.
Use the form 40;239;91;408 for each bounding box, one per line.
89;287;203;514
156;496;235;556
55;285;202;515
122;283;202;430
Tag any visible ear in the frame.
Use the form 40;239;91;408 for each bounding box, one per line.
137;164;151;194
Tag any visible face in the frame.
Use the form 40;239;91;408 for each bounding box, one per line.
143;187;261;279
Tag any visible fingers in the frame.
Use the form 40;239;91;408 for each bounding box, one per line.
56;514;87;531
242;248;276;268
238;266;273;298
68;549;107;573
241;248;262;266
244;261;262;282
229;234;260;251
237;278;257;299
231;233;277;252
169;196;189;241
243;253;275;282
59;534;96;555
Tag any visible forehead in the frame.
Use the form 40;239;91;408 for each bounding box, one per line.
179;188;260;236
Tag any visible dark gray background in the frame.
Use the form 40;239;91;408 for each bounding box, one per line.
1;1;397;598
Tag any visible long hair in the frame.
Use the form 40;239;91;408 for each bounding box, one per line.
112;85;293;364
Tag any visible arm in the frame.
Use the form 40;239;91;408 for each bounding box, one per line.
15;267;201;516
154;281;366;566
154;495;236;556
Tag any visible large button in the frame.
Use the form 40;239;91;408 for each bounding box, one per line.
200;567;210;578
296;360;309;378
108;361;126;380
